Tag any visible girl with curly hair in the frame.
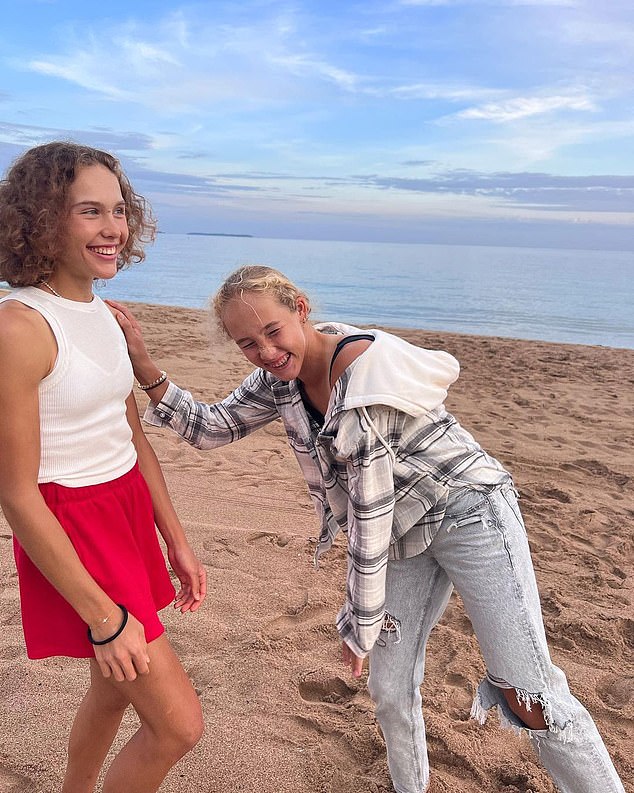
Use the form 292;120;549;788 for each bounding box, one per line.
0;142;206;793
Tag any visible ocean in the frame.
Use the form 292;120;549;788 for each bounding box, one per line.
25;235;634;349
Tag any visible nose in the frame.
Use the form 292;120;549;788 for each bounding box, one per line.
258;343;278;361
101;212;122;238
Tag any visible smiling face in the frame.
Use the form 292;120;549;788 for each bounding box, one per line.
56;164;129;286
222;291;310;380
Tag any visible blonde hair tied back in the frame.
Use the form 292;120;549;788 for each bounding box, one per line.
212;265;311;335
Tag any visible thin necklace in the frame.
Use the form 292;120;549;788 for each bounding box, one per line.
42;281;63;298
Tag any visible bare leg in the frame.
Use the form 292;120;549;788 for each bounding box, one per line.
503;688;548;730
62;664;131;793
101;634;203;793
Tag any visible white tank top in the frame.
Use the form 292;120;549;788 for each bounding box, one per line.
0;287;137;486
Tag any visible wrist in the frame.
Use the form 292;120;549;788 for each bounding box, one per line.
86;601;120;638
134;362;162;385
87;604;129;645
137;370;167;391
163;525;189;549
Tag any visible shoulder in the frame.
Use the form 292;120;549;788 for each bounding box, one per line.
0;300;56;381
330;337;374;385
0;298;49;337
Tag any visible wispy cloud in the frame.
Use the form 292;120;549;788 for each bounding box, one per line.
400;0;578;5
452;92;597;122
17;11;366;111
0;0;632;243
388;82;503;102
267;53;361;91
0;121;154;151
28;59;133;101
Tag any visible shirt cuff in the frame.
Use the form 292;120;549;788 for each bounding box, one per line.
142;380;184;426
336;604;371;659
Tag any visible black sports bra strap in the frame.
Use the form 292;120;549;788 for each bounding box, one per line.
329;333;375;381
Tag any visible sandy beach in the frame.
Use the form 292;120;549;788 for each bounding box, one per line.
0;297;632;793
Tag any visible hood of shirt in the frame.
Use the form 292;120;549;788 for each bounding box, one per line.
315;322;460;418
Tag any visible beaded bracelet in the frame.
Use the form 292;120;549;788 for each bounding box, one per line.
87;605;129;645
137;370;167;391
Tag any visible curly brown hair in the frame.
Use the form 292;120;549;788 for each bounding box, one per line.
0;141;156;287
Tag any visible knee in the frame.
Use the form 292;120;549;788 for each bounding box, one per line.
173;708;204;756
102;687;131;717
152;705;204;760
369;675;420;725
368;675;395;711
503;688;548;731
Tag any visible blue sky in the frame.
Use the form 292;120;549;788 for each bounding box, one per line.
1;0;633;247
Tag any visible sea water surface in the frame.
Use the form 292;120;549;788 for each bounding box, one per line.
43;235;634;349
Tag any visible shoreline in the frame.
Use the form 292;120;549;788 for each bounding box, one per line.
2;289;633;352
0;297;632;792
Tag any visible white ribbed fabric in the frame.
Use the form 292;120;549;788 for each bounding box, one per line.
0;287;137;486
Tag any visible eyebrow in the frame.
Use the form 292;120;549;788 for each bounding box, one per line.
71;200;126;209
235;321;280;345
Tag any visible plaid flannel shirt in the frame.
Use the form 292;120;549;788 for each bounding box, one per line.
145;356;509;658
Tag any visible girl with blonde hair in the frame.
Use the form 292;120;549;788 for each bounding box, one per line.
110;264;623;793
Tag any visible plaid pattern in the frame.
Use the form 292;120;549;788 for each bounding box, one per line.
145;363;509;657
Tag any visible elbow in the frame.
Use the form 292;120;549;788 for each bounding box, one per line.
0;485;43;527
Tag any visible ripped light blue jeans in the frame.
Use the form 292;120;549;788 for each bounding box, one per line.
367;485;625;793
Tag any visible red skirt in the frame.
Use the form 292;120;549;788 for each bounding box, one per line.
14;463;176;659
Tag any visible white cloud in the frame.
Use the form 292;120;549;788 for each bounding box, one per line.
266;53;360;91
389;82;503;102
27;59;133;101
452;93;597;123
3;0;633;239
487;117;634;162
400;0;577;5
18;11;365;111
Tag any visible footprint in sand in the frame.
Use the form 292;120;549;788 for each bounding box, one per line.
536;487;572;504
246;531;292;548
200;538;240;568
494;767;544;793
292;711;386;788
444;672;473;718
0;766;32;792
425;723;481;780
298;674;357;705
0;609;22;627
596;674;634;710
262;601;331;641
562;459;630;487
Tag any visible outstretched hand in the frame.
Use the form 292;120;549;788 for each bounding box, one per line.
168;542;207;614
105;299;152;367
342;641;364;678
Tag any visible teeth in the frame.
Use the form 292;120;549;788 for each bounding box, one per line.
271;354;290;369
90;246;117;255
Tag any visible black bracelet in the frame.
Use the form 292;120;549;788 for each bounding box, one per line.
87;605;129;646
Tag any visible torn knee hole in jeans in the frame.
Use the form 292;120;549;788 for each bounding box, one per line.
471;680;574;742
376;612;402;647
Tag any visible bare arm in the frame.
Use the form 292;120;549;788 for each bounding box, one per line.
108;299;279;450
125;393;207;612
106;299;168;401
0;302;149;681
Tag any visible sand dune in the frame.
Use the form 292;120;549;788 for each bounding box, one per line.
0;298;632;792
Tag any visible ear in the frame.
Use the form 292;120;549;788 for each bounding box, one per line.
296;296;309;323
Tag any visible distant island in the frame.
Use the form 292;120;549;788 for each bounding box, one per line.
187;232;253;238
